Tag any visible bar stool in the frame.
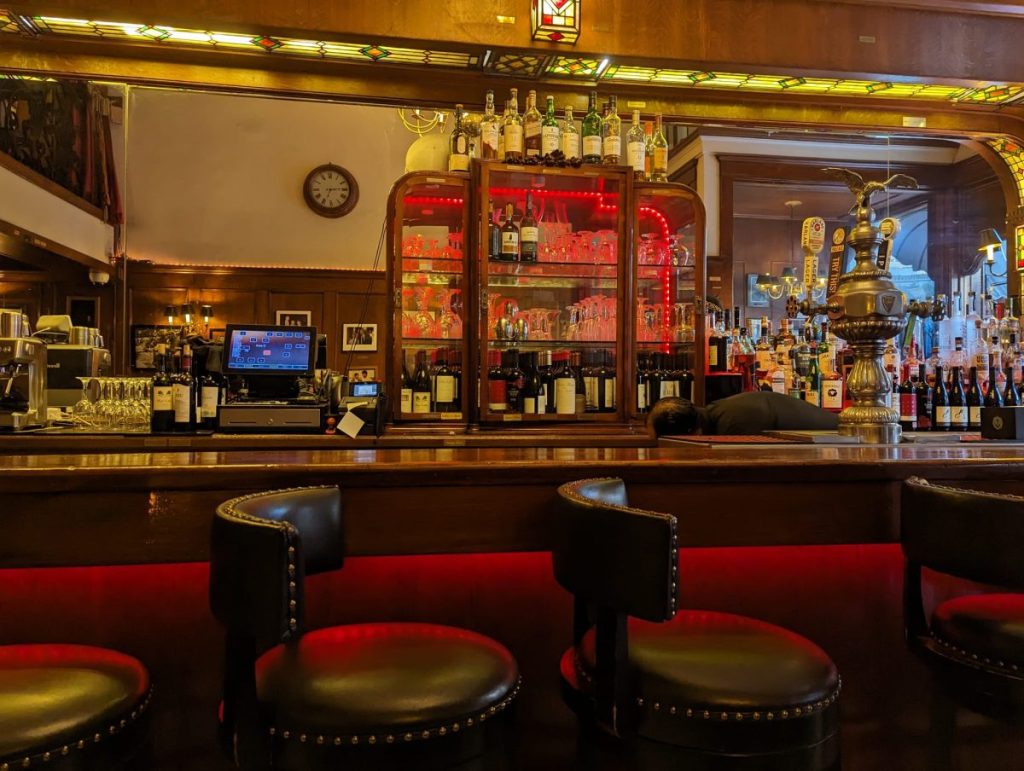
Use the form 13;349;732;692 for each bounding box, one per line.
555;478;841;770
902;477;1024;768
0;644;152;770
210;486;520;771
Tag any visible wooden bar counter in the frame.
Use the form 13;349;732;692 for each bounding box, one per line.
4;438;1024;568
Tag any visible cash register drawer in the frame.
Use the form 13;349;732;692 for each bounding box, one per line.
218;404;324;433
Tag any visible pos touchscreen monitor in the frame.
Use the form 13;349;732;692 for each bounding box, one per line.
223;325;316;377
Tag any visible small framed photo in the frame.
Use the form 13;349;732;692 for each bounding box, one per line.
130;324;179;370
342;323;377;352
209;328;226;343
746;273;770;308
276;310;312;328
347;367;378;383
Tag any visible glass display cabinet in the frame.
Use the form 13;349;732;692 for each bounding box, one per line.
476;163;630;423
633;183;707;410
386;172;472;425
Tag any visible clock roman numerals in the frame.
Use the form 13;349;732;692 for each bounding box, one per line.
304;164;358;218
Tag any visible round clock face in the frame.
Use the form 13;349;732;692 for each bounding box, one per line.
303;164;359;218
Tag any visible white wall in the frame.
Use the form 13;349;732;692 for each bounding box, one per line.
125;88;413;269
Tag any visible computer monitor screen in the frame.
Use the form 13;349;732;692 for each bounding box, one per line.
224;325;316;376
350;381;380;398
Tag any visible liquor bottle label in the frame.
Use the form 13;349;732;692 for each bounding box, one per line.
822;379;843;409
456;135;467;154
755;350;773;370
541;126;560;155
488;379;508;411
504;125;524;154
708;346;718;367
584;376;598;408
520;226;539;244
935;406;952;426
448;153;470;172
582;135;602;158
627;140;645;172
950;406;967;428
523;396;537;414
636;382;647;410
562;133;581;159
899;393;916;422
659;381;675;399
481;124;500;154
555;378;576;414
537;384;547;414
805;387;821;408
501;231;519;254
412;391;431;413
653;147;668;171
525;121;541;139
605;378;616;409
172;383;191;423
602;136;621;159
400;387;413;413
969;405;982;427
201;386;219;418
153;386;172;412
435;375;455;403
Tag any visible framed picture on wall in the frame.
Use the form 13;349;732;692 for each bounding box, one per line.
342;323;377;352
347;367;378;383
746;273;770;308
209;328;226;343
275;310;312;328
130;325;179;370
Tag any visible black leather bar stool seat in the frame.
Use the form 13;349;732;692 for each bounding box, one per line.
555;478;840;769
256;622;518;742
931;594;1024;671
0;644;151;770
211;486;520;771
562;611;839;749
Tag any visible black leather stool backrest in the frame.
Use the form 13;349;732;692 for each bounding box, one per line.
210;486;343;645
902;477;1024;588
555;478;678;624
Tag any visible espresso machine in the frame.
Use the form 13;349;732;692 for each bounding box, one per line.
36;314;111;408
0;310;47;430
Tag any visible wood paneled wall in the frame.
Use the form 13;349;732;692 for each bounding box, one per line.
0;268;115;343
123;262;386;375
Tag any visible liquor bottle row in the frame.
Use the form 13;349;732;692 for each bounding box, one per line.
398;347;697;417
448;88;670;181
897;362;1019;432
150;342;221;433
928;292;1021;368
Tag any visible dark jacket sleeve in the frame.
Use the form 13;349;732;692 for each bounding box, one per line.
706;392;839;434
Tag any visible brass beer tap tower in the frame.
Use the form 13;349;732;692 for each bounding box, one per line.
800;168;919;443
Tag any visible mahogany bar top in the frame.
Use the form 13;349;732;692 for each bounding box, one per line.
4;439;1024;569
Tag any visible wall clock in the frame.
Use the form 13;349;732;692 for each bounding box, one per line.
303;163;359;218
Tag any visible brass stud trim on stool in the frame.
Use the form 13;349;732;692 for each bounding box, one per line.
1;688;152;771
631;679;842;722
267;677;522;748
931;633;1024;675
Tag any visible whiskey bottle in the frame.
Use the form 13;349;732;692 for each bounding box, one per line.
448;104;470;172
541;96;560;157
523;90;542;159
581;91;602;163
561;106;580;160
499;202;519;261
503;88;524;163
520;192;538;263
601;94;622;164
626;109;645;179
479;90;500;160
651;114;669;181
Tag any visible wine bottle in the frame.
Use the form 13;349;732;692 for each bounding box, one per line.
523;90;542;159
932;365;951;431
601;351;617;412
601;94;622;164
948;366;968;431
150;344;174;433
581;91;602;164
898;370;916;431
487;350;508;412
499;202;519;261
198;367;219;431
487;202;502;260
966;366;982;430
626;109;645;179
554;351;577;415
400;359;413;413
572;351;587;415
520;193;538;263
521;353;541;415
985;363;1004;408
479;90;500;160
1004;366;1020;406
434;352;456;412
561;106;580;160
636;353;651;413
504;350;524;412
448;104;470;172
541;96;560;157
679;355;695;402
915;363;931;431
503;88;524;163
651;114;668;181
172;344;196;432
412;352;432;413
